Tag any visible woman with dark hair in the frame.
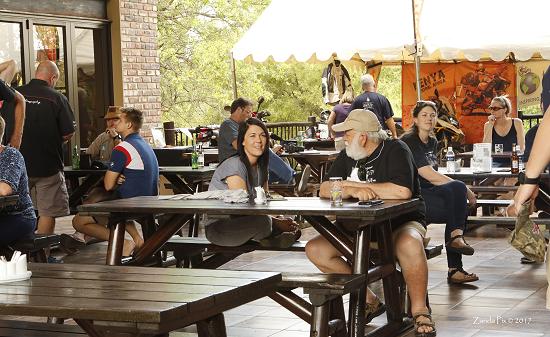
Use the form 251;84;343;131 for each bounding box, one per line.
206;118;300;247
0;116;36;244
401;101;479;284
482;95;525;167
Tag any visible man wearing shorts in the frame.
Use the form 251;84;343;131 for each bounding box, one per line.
18;61;76;235
71;107;159;256
304;109;435;336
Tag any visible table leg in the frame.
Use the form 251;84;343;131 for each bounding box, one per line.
74;319;104;337
162;173;194;194
377;222;402;322
303;215;353;261
106;219;126;266
197;313;227;337
348;226;370;337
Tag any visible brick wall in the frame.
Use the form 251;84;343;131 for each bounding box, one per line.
118;0;161;139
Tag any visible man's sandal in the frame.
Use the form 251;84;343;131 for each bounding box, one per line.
413;311;436;337
365;295;386;323
445;235;474;255
447;267;479;284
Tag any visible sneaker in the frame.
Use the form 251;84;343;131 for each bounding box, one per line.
297;165;311;194
60;233;87;250
47;256;64;264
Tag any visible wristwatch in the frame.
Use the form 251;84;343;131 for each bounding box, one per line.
518;171;540;185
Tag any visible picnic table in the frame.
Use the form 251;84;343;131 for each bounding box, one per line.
281;150;340;182
79;196;421;337
0;263;280;337
64;166;215;210
0;195;18;209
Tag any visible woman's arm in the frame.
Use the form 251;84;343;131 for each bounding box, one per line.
225;175;247;190
482;122;493;144
514;118;525;151
0;182;13;196
417;166;452;185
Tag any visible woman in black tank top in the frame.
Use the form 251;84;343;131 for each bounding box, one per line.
482;95;525;166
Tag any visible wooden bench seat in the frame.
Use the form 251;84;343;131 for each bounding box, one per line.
271;273;365;337
2;234;60;263
0;320;86;337
163;236;443;268
470;186;518;193
466;215;550;229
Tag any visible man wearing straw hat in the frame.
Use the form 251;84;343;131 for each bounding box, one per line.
85;106;123;161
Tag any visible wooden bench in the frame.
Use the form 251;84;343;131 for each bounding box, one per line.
163;236;443;268
1;234;60;263
466;215;550;229
271;273;365;337
470;186;517;194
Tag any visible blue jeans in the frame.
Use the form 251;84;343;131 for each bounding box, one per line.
0;214;36;245
422;180;468;269
268;149;295;184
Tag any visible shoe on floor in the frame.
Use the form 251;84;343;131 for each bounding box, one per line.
365;295;386;323
447;267;478;284
60;233;87;250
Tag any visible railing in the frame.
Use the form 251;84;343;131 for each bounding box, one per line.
519;111;543;129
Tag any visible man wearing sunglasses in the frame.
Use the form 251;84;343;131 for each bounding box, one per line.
305;109;435;336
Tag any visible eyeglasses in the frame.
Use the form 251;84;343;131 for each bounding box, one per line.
488;106;504;111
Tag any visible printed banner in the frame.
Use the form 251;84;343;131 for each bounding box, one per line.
516;60;550;110
402;61;516;144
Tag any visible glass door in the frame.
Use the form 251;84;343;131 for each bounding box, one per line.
31;24;68;97
0;21;25;86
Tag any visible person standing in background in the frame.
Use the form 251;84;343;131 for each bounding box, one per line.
0;59;26;149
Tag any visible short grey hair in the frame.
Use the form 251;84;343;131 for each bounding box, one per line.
365;130;389;143
0;116;4;141
360;74;375;88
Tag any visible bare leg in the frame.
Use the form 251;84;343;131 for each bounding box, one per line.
36;216;55;234
73;215;135;256
125;221;144;249
394;228;433;335
306;234;378;302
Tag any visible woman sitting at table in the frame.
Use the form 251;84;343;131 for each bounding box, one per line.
482;95;525;167
401;101;479;284
206;118;300;247
0;117;36;244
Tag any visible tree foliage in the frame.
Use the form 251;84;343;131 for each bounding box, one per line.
158;0;403;126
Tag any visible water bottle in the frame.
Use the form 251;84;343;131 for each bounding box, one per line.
99;143;108;162
446;146;456;173
71;145;80;169
197;144;205;168
296;131;304;148
517;145;524;172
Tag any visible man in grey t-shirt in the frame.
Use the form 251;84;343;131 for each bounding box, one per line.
218;98;295;184
218;98;251;162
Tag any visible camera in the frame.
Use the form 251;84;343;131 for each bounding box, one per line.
281;141;304;154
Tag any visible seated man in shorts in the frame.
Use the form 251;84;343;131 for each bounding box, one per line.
71;108;159;256
305;110;436;336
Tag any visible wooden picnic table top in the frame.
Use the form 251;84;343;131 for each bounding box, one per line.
0;263;280;334
64;165;216;175
281;149;340;159
0;195;18;208
79;196;421;224
456;151;512;159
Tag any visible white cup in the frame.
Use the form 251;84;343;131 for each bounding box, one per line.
6;261;15;277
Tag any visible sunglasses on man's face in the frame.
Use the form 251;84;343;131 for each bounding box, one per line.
488;106;504;111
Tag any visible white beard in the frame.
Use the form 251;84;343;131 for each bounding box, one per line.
345;134;369;161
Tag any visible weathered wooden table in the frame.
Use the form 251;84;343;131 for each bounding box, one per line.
281;150;340;182
0;263;280;337
79;196;421;337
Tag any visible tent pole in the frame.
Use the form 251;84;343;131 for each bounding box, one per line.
411;0;421;100
230;52;238;99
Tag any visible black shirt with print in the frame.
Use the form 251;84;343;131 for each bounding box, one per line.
400;132;438;189
325;139;426;228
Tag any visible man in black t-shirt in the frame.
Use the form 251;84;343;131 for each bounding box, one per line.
18;61;76;236
349;74;398;139
0;59;26;148
305;109;435;334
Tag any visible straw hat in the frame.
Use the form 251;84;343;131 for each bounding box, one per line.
103;106;122;119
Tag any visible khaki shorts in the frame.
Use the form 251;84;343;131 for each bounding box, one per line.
369;221;427;249
29;171;70;218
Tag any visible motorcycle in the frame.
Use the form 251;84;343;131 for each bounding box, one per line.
429;89;466;163
252;96;271;123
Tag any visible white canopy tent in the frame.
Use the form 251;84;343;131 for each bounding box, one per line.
233;0;550;63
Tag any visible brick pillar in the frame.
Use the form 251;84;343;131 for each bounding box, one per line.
117;0;161;139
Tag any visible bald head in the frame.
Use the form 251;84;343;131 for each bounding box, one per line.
35;61;60;88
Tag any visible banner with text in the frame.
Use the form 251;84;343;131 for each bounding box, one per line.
516;60;550;110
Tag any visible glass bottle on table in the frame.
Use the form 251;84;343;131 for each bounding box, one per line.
197;143;205;168
71;145;80;169
511;143;519;174
191;135;199;169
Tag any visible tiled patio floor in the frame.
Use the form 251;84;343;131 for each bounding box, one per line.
3;216;549;337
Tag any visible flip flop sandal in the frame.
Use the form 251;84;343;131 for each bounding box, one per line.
412;311;436;337
445;234;475;255
365;295;386;323
447;267;479;284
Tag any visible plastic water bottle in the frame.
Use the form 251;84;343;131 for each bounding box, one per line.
197;144;205;168
517;145;524;171
446;146;456;173
99;143;108;162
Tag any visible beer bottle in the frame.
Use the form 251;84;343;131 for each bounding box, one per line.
511;143;519;174
71;145;80;169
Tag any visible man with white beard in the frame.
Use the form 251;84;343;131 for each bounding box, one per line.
305;109;436;336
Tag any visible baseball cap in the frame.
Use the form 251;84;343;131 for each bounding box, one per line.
332;109;382;133
103;106;122;119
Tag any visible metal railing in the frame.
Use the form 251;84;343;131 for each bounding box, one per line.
519;111;543;129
